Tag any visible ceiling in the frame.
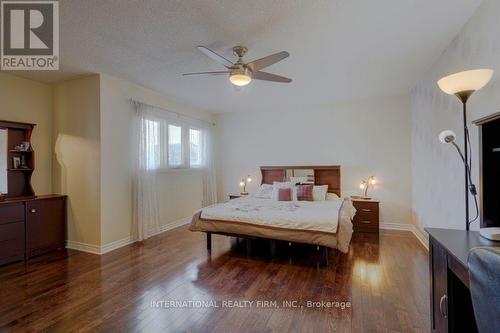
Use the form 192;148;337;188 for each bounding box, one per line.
13;0;482;113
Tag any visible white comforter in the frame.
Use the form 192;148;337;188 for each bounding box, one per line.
201;196;346;233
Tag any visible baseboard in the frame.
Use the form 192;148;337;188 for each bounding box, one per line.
66;216;192;255
380;223;429;251
66;240;101;255
100;236;137;254
156;216;192;234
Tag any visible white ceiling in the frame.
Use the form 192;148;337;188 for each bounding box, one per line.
13;0;482;113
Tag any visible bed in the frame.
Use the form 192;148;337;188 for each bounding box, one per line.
189;165;355;257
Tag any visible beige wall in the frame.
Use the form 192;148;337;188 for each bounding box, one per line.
215;94;413;225
0;72;53;195
99;74;213;245
53;75;101;246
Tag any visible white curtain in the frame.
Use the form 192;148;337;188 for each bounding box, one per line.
132;100;217;240
201;124;217;207
133;104;161;241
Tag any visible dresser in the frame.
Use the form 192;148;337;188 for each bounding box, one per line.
352;199;379;233
0;195;66;266
425;228;493;333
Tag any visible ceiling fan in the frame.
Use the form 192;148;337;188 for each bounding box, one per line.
183;45;292;86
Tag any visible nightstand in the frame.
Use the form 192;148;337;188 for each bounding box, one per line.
352;199;379;233
229;194;248;200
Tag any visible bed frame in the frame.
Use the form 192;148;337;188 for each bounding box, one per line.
205;165;342;265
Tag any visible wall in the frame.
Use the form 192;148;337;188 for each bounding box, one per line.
0;72;53;194
410;0;500;233
99;74;212;245
53;75;101;246
215;94;412;225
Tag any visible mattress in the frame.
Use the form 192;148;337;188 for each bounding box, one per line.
189;196;355;252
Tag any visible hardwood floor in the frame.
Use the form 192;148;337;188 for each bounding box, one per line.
0;227;429;332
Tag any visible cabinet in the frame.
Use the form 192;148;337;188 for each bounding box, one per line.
352;199;379;233
430;241;448;332
0;195;66;266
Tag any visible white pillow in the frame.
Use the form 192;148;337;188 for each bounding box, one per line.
326;192;340;200
312;185;328;201
255;184;273;199
272;181;297;201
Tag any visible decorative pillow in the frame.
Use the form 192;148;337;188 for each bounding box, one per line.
312;185;328;201
272;181;296;201
277;188;292;201
255;184;273;199
296;185;313;201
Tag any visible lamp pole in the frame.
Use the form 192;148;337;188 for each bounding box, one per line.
456;90;474;230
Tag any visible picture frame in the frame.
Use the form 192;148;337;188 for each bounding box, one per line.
13;156;21;169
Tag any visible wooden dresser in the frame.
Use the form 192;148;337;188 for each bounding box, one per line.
352;199;379;233
0;195;66;265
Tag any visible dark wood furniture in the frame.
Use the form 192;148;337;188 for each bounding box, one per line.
0;120;36;198
204;166;343;264
426;228;498;333
0;120;67;266
260;165;341;196
352;199;379;233
0;195;67;266
474;112;500;228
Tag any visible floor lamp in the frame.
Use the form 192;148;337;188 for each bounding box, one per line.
437;69;494;230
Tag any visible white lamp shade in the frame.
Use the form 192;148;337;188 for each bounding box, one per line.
437;69;494;95
230;74;252;86
438;130;456;144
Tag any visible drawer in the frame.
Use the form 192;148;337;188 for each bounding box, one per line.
0;203;25;225
353;210;379;222
0;221;25;242
0;222;25;263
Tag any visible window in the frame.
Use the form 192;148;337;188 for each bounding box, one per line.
189;128;202;167
144;119;160;170
141;114;206;170
168;124;183;167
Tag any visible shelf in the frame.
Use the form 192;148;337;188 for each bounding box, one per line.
8;150;33;153
8;168;33;171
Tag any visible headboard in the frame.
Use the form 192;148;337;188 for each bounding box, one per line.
260;165;341;197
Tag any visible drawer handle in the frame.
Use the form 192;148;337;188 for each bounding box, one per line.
439;295;448;318
361;209;372;212
360;220;372;224
31;209;36;213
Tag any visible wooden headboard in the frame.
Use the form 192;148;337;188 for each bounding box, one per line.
260;165;341;197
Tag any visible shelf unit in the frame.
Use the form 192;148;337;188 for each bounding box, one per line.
1;120;36;198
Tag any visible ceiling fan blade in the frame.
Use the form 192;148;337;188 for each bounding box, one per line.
197;46;233;68
182;71;228;76
246;51;289;72
252;71;292;83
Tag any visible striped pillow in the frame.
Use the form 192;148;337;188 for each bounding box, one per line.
296;185;313;201
277;188;292;201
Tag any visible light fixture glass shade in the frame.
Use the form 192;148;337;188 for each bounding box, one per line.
437;69;494;95
438;130;456;144
230;74;252;86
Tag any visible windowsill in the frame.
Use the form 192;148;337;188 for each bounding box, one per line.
153;167;205;173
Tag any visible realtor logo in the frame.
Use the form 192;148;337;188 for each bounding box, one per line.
1;0;59;70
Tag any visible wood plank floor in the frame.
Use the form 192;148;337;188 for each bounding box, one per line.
0;227;429;332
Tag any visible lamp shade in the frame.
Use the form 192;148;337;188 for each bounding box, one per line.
438;130;456;144
230;74;251;86
437;69;493;95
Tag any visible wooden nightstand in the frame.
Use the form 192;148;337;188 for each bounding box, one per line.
352;199;379;233
229;194;248;200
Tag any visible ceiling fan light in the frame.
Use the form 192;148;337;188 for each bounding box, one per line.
437;69;494;95
230;74;252;86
